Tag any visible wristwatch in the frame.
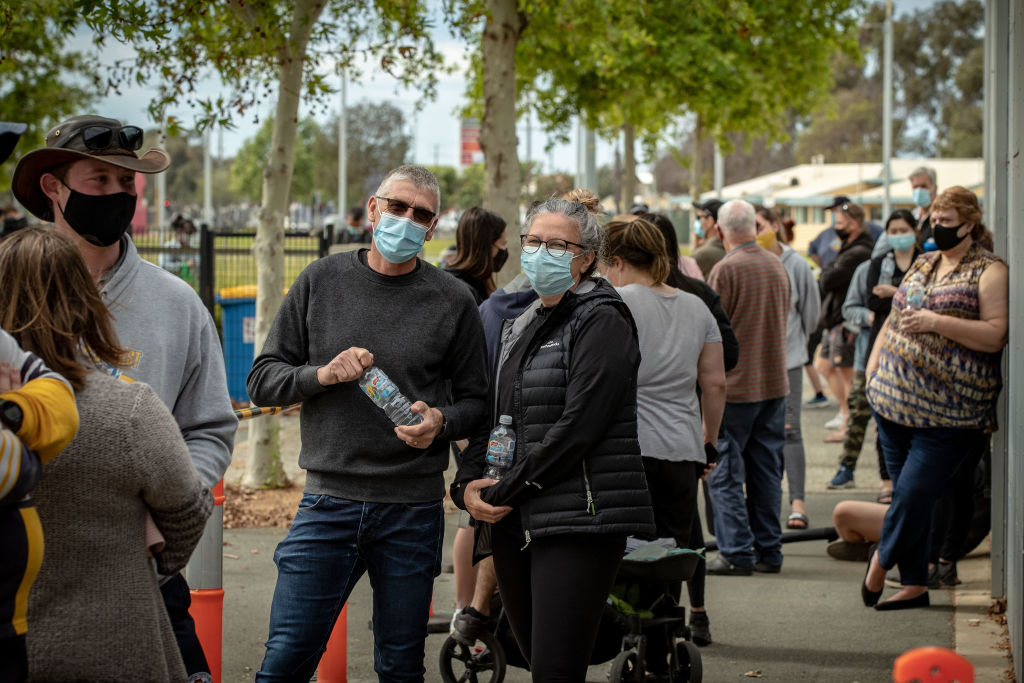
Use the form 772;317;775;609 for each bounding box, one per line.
0;399;23;433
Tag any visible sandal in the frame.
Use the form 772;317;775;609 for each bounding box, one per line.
876;490;893;505
824;429;847;443
786;512;809;530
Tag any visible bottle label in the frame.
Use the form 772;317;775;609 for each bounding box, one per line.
486;438;515;466
362;372;398;403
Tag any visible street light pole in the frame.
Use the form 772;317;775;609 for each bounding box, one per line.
338;69;347;216
882;0;893;221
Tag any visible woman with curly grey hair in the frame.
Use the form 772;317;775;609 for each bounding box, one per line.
452;197;655;681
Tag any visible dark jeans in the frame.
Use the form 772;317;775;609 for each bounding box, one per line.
930;435;988;562
0;635;26;682
160;572;210;677
256;495;443;683
873;413;984;586
492;525;624;682
707;398;786;567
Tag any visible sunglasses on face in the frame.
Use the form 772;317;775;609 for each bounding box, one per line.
375;196;437;225
59;125;145;152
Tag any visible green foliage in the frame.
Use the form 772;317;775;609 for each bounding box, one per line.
451;163;484;210
79;0;448;134
486;0;860;153
228;102;412;207
796;0;984;161
0;0;99;188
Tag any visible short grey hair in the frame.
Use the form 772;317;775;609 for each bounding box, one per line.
717;199;757;239
376;165;441;212
524;198;603;277
909;166;937;187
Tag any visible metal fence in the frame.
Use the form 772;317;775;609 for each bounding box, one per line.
135;225;329;324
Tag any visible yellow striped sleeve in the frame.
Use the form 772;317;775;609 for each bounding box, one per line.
2;378;79;464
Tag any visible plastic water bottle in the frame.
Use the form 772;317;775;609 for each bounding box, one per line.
880;253;895;285
357;367;423;426
904;281;926;310
484;415;516;480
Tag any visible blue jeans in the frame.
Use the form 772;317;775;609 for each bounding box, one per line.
256;495;443;683
708;398;786;567
873;414;983;586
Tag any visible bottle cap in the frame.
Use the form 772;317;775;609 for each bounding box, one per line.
499;414;512;425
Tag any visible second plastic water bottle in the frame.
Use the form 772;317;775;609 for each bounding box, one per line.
484;415;516;480
358;367;423;426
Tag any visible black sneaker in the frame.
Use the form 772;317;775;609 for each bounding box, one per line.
705;555;753;576
937;560;960;586
689;611;712;647
754;561;782;574
451;605;487;645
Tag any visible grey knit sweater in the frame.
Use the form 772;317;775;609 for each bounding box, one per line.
27;372;212;682
248;249;489;503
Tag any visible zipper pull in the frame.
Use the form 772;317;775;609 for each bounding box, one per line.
586;489;596;515
520;529;532;551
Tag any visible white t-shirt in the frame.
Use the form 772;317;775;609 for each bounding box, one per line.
616;284;721;463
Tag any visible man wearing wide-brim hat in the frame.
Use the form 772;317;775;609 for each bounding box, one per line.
12;115;237;683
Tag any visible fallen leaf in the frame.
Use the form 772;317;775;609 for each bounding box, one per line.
743;671;763;678
224;553;239;559
968;618;981;627
251;549;259;554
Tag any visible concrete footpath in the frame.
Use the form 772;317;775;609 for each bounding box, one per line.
219;391;1011;682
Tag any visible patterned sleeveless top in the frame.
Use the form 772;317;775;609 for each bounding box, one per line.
866;243;1003;430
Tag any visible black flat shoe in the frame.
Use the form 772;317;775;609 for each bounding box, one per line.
875;592;930;611
862;547;882;607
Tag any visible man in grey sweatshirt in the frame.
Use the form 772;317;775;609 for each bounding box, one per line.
247;165;488;682
12;115;237;682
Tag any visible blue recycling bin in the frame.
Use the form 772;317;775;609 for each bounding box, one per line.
216;285;258;403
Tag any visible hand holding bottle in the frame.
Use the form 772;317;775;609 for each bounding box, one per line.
317;347;373;386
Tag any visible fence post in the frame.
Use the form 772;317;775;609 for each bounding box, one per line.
199;223;215;318
320;223;332;259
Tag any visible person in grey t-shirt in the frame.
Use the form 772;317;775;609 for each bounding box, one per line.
601;215;726;648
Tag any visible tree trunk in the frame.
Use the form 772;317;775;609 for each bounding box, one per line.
244;0;326;490
620;123;636;210
480;0;521;289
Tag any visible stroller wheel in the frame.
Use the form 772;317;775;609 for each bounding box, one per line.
439;632;506;683
609;650;641;683
672;641;702;683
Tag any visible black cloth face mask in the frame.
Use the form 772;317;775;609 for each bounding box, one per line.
493;247;509;272
57;179;136;247
932;222;968;251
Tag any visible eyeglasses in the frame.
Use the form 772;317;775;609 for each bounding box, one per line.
59;125;145;152
375;196;436;225
520;234;586;258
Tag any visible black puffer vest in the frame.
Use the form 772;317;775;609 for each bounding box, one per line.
500;279;655;543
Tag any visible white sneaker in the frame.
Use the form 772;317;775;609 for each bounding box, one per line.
824;412;845;430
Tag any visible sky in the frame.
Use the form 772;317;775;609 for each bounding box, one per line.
84;0;941;179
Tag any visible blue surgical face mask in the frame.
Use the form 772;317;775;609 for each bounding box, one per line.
520;248;580;297
693;220;704;238
912;187;931;208
888;232;916;252
373;212;430;263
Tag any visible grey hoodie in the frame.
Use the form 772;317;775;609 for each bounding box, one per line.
779;245;821;369
96;237;236;488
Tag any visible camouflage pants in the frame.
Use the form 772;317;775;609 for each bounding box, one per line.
839;371;872;469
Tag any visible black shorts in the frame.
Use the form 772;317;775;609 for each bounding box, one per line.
820;324;856;368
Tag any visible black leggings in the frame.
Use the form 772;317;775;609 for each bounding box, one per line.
491;525;625;682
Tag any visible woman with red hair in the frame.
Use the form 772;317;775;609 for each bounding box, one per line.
862;187;1008;610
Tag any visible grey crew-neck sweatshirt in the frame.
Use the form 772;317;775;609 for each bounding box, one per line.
247;249;489;503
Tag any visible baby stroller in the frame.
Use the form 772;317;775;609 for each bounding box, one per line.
438;544;703;683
